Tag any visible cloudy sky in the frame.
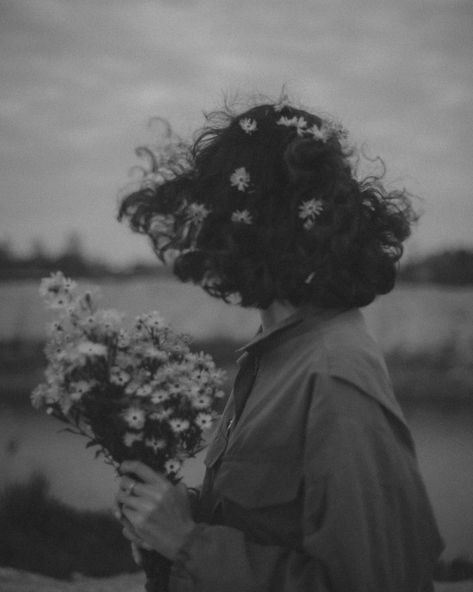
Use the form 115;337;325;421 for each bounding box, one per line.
1;0;472;265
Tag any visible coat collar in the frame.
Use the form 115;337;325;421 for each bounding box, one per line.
235;305;348;358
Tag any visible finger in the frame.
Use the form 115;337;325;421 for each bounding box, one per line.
121;506;154;542
118;476;146;497
122;524;140;543
121;505;140;528
112;499;123;520
118;511;137;533
122;524;152;549
131;543;143;567
119;461;165;485
135;482;169;501
117;489;152;511
131;541;153;561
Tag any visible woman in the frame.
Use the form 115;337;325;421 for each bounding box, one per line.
116;96;444;591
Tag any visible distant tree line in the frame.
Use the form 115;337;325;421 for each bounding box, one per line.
0;233;169;281
399;248;473;286
1;235;473;285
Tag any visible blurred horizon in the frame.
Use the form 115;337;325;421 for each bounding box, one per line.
1;0;472;265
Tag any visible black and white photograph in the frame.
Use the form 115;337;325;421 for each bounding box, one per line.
0;1;472;591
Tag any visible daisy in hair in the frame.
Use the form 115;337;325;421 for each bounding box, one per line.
230;167;251;191
239;118;258;134
276;116;307;136
306;122;332;143
187;202;210;224
231;209;253;224
299;198;324;222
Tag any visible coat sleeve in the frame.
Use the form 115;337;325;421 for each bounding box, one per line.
168;375;443;592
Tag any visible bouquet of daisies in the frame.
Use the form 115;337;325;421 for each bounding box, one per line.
32;271;226;482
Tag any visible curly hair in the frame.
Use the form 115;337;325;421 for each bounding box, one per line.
118;99;417;309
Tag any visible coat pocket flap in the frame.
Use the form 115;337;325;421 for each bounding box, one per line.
213;457;303;509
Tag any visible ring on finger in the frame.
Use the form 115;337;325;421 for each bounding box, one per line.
124;480;137;496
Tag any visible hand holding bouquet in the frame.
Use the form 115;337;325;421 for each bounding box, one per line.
32;271;226;482
32;272;227;589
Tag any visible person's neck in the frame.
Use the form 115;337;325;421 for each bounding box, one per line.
259;300;298;333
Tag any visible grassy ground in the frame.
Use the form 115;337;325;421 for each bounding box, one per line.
0;474;139;580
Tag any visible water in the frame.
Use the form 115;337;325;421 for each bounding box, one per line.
1;401;472;560
1;278;473;353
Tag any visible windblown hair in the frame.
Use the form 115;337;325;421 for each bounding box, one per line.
118;99;417;309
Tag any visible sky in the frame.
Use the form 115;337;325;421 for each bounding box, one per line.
0;0;472;265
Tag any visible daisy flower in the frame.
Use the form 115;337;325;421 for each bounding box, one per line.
230;167;250;192
122;406;146;430
43;293;70;309
169;383;183;395
39;272;77;298
136;384;153;398
328;120;348;141
110;367;131;386
184;383;201;398
276;116;307;136
299;198;324;221
69;380;93;402
151;390;170;404
125;381;139;395
144;347;169;362
191;394;211;409
141;311;166;330
187;203;210;224
164;458;182;474
239;118;257;134
149;409;172;421
293;117;308;136
49;321;64;333
80;315;97;329
97;309;123;334
145;437;166;453
276;115;297;128
306;123;331;143
231;209;253;224
169;418;190;433
123;432;144;447
195;413;214;430
31;384;49;409
77;341;108;357
117;329;130;348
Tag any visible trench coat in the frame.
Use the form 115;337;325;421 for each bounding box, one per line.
168;306;444;592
